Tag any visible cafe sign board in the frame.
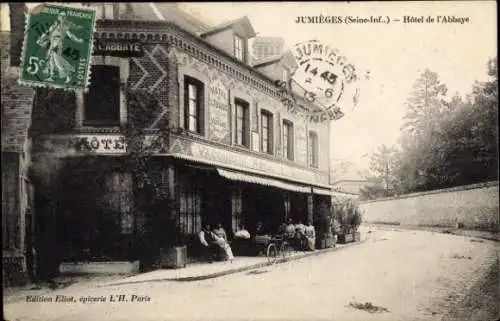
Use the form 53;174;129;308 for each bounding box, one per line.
93;39;144;57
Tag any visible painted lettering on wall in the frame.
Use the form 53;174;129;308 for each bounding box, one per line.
208;78;230;144
295;124;307;165
189;141;317;183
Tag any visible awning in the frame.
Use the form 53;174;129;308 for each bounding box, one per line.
313;187;333;196
217;168;311;193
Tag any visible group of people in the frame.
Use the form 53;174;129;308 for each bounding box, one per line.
280;218;316;251
199;223;252;263
198;218;316;263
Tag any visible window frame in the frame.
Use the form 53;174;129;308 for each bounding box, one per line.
183;76;205;135
234;98;250;148
234;34;245;62
282;120;294;161
282;67;290;83
309;131;319;168
260;110;273;155
83;64;121;127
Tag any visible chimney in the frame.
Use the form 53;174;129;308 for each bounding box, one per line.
9;3;26;67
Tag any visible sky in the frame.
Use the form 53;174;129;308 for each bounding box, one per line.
1;2;497;177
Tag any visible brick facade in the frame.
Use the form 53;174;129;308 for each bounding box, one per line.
1;31;35;286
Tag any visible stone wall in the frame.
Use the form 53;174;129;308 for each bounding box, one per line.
360;181;499;231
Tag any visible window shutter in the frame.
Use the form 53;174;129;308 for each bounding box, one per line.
275;112;281;157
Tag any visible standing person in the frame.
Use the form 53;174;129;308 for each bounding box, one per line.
199;224;216;263
295;220;307;250
304;220;316;251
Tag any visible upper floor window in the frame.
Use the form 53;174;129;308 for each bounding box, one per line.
283;120;294;161
235;98;250;147
261;110;273;154
184;76;204;134
234;35;244;61
309;131;319;168
84;65;120;126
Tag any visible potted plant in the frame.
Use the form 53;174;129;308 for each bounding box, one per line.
350;206;362;242
334;198;361;244
315;202;335;249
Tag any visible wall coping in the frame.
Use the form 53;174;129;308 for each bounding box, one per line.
360;181;499;204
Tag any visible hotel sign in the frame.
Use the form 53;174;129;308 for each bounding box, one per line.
208;79;230;144
93;39;144;57
33;134;163;155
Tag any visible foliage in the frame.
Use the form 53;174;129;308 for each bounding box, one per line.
360;144;401;200
364;57;498;198
332;197;363;234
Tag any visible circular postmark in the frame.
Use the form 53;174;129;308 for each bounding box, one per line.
279;40;364;122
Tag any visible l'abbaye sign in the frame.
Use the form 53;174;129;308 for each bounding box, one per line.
93;39;144;57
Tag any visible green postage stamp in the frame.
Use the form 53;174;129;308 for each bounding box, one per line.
19;3;97;91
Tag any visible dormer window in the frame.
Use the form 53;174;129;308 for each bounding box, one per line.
234;35;244;61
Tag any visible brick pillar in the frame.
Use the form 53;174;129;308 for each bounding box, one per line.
167;162;177;221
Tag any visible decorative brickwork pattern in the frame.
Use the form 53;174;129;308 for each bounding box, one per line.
129;43;170;129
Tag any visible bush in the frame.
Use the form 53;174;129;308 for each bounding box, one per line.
332;198;363;234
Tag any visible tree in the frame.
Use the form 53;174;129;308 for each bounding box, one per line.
360;144;401;199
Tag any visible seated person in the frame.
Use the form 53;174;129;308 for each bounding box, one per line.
234;224;251;240
233;224;251;256
284;218;296;240
213;223;228;241
198;224;216;263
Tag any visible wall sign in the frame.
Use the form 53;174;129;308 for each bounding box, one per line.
33;134;162;155
93;39;144;57
208;78;230;143
295;123;307;165
186;139;329;185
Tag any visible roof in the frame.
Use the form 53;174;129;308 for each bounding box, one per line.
253;36;285;44
200;16;256;39
252;55;282;68
118;3;213;34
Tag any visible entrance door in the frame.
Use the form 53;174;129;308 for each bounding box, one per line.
203;176;231;234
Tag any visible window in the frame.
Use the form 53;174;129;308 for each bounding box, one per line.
234;35;244;61
261;110;273;154
235;99;250;147
179;172;202;236
84;65;120;126
282;68;290;82
231;186;243;232
184;76;204;134
283;120;294;161
309;131;319;168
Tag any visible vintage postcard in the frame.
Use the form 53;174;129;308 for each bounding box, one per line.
2;2;498;321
